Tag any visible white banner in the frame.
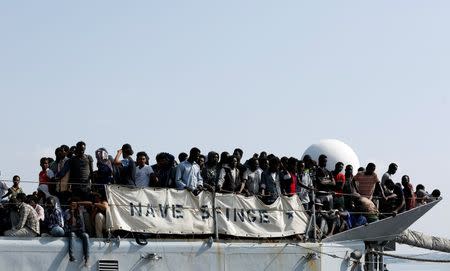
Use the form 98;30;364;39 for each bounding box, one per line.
215;193;308;238
106;185;214;234
106;186;308;237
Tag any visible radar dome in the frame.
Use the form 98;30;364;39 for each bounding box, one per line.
302;139;360;172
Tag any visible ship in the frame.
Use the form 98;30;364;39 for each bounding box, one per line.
0;139;446;271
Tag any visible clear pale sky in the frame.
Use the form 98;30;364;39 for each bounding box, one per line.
0;0;449;255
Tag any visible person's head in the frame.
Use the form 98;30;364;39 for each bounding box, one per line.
431;189;441;198
365;163;376;175
219;152;229;165
280;156;288;171
268;157;280;172
416;184;425;191
357;167;365;173
60;144;69;157
334;162;344;173
68;146;76;158
16;193;27;203
12;175;20;187
345;165;353;176
121;143;134;157
206;151;219;166
233;148;243;163
388;163;398;174
136;151;148;167
56;147;65;161
156;153;169;167
318;155;327;168
188;147;201;163
40;157;49;171
385;179;395;190
178;152;188;163
259;157;269;171
297;160;305;172
252;153;259;159
401;175;410;187
228;155;238;169
75;141;86;156
46;196;57;210
287;157;298;172
198;155;206;168
27;195;38;207
248;158;259;171
259;151;268;159
69;197;81;210
95;148;109;163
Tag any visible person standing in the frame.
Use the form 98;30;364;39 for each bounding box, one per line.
175;147;204;193
57;141;94;200
135;152;154;188
242;158;263;196
261;157;282;205
114;144;136;186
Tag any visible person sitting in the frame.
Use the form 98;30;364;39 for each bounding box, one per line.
4;193;40;237
65;199;90;264
218;155;243;193
27;195;44;231
430;189;441;201
44;197;65;237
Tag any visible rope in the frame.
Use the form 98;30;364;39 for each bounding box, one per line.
372;250;450;263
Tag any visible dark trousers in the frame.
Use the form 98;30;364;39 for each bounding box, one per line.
68;231;90;259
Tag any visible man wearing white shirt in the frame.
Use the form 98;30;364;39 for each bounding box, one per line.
135;152;154;188
175;147;203;192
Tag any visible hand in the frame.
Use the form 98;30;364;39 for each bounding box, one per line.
117;149;123;154
392;211;397;217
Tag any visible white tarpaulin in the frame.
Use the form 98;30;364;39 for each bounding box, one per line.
106;185;214;234
215;193;309;237
106;186;308;237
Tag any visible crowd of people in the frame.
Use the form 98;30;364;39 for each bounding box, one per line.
0;141;442;263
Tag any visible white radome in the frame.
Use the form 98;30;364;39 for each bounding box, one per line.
302;139;360;172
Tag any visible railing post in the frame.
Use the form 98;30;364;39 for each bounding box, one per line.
212;189;219;241
311;188;317;242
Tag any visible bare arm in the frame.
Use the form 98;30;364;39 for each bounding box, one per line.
113;149;123;166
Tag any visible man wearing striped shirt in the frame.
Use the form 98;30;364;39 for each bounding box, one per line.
353;163;386;201
5;193;40;237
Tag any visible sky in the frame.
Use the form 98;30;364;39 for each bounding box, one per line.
0;0;449;265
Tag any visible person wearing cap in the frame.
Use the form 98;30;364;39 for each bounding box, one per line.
114;143;136;186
